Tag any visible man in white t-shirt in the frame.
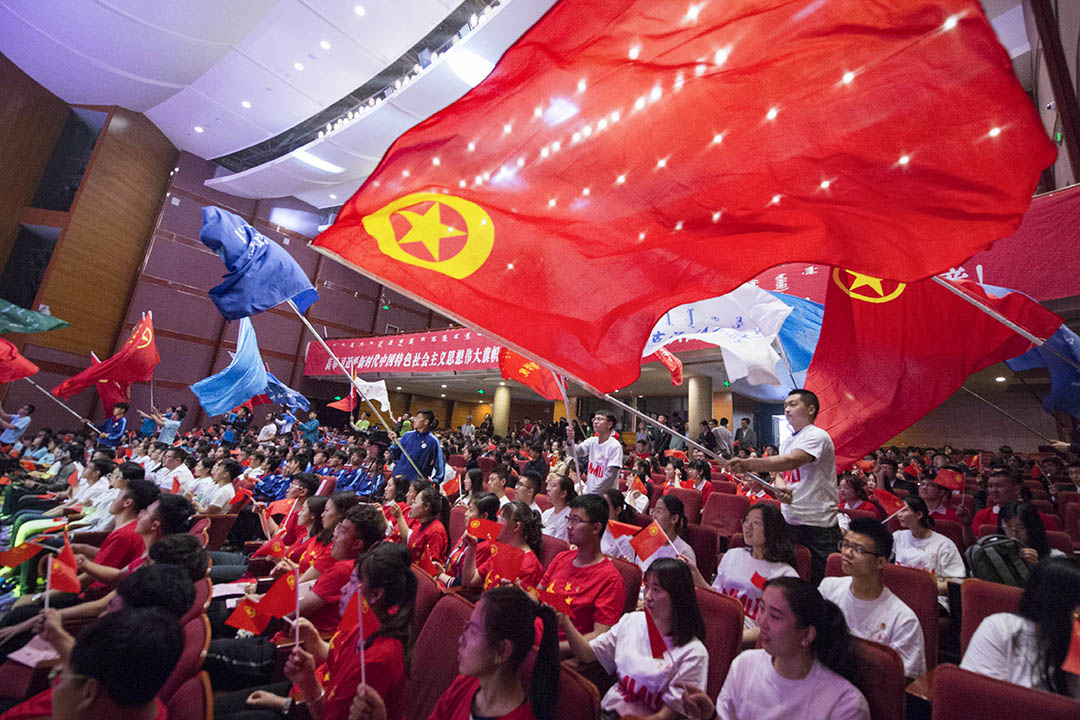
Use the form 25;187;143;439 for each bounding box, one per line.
711;418;734;456
0;403;34;446
567;411;623;494
818;517;926;679
729;389;840;582
157;447;196;493
460;415;475;440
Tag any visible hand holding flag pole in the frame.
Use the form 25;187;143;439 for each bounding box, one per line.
22;377;102;434
555;375;583;482
285;299;424;480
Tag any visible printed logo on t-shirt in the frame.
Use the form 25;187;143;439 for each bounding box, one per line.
783;467;803;485
616;674;663;714
588;461;604;479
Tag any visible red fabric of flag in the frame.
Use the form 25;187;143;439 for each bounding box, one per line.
750;571;768;591
267;498;295;517
854;460;876;473
442;475;460;497
644;608;667;660
328;387;357;411
606;519;640;539
934;469;965;491
873;489;905;516
807;273;1061;467
171;476;181;494
483;541;526;589
49;532;81;594
52;314;160;398
416;547;441;577
89;352;130;415
1062;617;1080;675
313;0;1051;393
338;591;382;641
466;517;502;542
629;521;668;561
66;471;79;488
903;463;922;478
537;582;572;611
226;598;271;634
498;348;562;401
0;542;43;568
230;485;252;507
0;338;38;384
630;476;648;495
644;347;684;386
256;572;298;618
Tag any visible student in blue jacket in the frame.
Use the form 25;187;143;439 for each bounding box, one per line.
388;409;444;484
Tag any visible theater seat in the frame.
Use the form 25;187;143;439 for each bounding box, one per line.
666;486;703;523
609;556;641;614
539;534;569;568
959;578;1022;655
852;637;905;720
794;545;811;581
711;480;737;495
404;593;476;720
535;493;553;512
449;505;467;546
931;664;1080;720
1047;530;1073;555
701;493;749;538
448;454;465;468
159;615;210;703
478;457;496;475
191;513;237;551
934;519;966;553
694;587;743;699
164;671;212;720
519;652;601;720
180;578;212;625
411;566;441;639
685;524;718;579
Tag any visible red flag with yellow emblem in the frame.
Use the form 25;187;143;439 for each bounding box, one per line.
498;348;562;401
483;541;526;590
629;521;669;561
226;598;271;634
52;314;160;398
256;572;298;618
312;0;1051;393
466;516;502;543
808;271;1061;467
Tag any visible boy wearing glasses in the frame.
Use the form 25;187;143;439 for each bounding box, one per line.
818;517;925;679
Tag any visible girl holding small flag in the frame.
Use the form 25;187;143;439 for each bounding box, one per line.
641;495;697;573
435;492;499;588
389;484;449;564
461;500;545;591
688;503;798;646
562;557;708;719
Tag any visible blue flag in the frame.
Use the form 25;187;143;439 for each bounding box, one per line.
265;371;310;411
200;206;318;319
770;292;824;374
190;318;269;416
1006;324;1080;419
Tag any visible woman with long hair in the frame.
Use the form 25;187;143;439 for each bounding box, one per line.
462;500;545;590
999;501;1062;564
455;467;485;508
350;586;561;720
689;502;798;645
436;492;499;588
389;484;450;563
838;473;879;517
892;495;965;601
541;473;575;541
381;475;410;543
666;458;714;508
563;558;708;718
684;577;869;719
643;494;697;571
962;557;1080;696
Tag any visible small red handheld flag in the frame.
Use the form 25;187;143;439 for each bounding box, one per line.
337;590;382;642
750;571;768;591
230;485;253;507
1061;617;1080;676
483;541;526;590
630;476;648;495
664;450;688;460
629;521;668;561
256;572;298;618
873;489;905;516
854;459;876;473
67;471;79;488
644;608;667;660
606;519;640;539
442;474;460;497
933;469;965;492
0;542;43;568
902;463;922;478
416;547;441;577
171;476;181;494
466;517;502;542
49;531;82;594
226;598;271;634
537;581;572;611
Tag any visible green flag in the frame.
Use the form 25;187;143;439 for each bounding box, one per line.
0;299;70;334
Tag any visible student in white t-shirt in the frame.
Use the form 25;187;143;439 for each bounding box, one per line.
818;517;926;679
540;473;575;542
563;557;708;718
729;389;840;583
487;466;512;508
689;502;799;645
961;557;1080;697
643;494;697;572
683;576;870;720
567;411;623;494
600;489;638;561
197;458;242;515
892;496;965;607
515;470;544;515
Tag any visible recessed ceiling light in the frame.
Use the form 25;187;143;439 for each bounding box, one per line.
320;40;331;50
441;384;447;388
440;393;446;398
293;62;304;71
354;4;366;15
995;376;1006;382
194;126;204;133
499;382;505;386
240;100;251;109
396;386;402;390
329;194;337;200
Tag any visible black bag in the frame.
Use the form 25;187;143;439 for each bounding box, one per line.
963;534;1030;587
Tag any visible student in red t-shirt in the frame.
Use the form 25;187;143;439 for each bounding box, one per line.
380;476;411;544
435;492;498;588
538;494;626;646
461;500;545;591
837;473;880;518
389;485;449;564
349;586;560;720
957;467;1051;546
917;473;959;523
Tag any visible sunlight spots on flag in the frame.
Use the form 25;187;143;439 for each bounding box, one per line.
714;45;731;67
711;210;723;222
551;139;561;152
597;117;608;131
694;63;707;76
988;126;1002;138
610;110;621;123
432;157;440;166
540;146;550;158
467;141;476;152
656;157;668;169
474;174;483;185
503;122;513;134
841;70;855;85
943;14;960;31
685;3;704;22
572;131;581;143
638;231;646;240
674;72;685;92
507;263;514;270
534;105;543;118
516;157;525;168
674;220;684;230
616;173;627;185
770;194;782;205
548;198;557;207
541;97;580;126
582;187;590;196
582;124;593;137
820;179;831;190
766;107;779;121
459;179;466;187
650;85;662;102
634;96;646;111
577;78;587;93
402;169;410;177
629;44;641;60
898;154;911;166
711;132;725;145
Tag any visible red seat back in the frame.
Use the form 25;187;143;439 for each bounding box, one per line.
840;507;879;523
794;545;811;581
518;652;601;720
1031;498;1056;517
685;524;718;579
1067;504;1080;542
539;535;569;568
164;671;212;720
504;486;516;501
192;513;237;551
188;518;210;538
931;664;1080;720
825;552;844;578
411;566;441;640
711;480;737;495
852;638;906;720
666;486;702;524
959;578;1022;655
701;493;749;537
1047;530;1074;555
694;587;743;699
404;593;476;720
448;454;465;468
535;493;553;512
159;615;210;702
881;564;939;670
608;556;640;615
1057;491;1078;508
935;519;967;552
449;505;467;547
477;457;496;475
180;579;212;625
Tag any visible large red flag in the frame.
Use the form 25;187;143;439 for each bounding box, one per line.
0;339;38;383
52;314;160;398
89;352;129;415
313;0;1052;392
807;271;1061;467
498;348;562;401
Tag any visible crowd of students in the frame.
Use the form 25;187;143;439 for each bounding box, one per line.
0;387;1077;719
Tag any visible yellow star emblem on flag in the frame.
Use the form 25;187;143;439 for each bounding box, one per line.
832;268;905;303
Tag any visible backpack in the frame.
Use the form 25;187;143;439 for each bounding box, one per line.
963;534;1031;587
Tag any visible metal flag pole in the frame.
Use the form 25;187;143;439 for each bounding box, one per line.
960;386;1056;443
285;300;425;479
555;375;583;481
22;378;102;434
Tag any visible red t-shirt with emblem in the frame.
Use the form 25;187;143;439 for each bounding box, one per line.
447;536;491;579
479;549;544;590
309;559;353;634
429;675;535;720
88;520;145;590
321;630;405;720
538;550;625;637
407;519;449;563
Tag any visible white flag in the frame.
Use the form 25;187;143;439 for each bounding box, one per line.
350;377;391;412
